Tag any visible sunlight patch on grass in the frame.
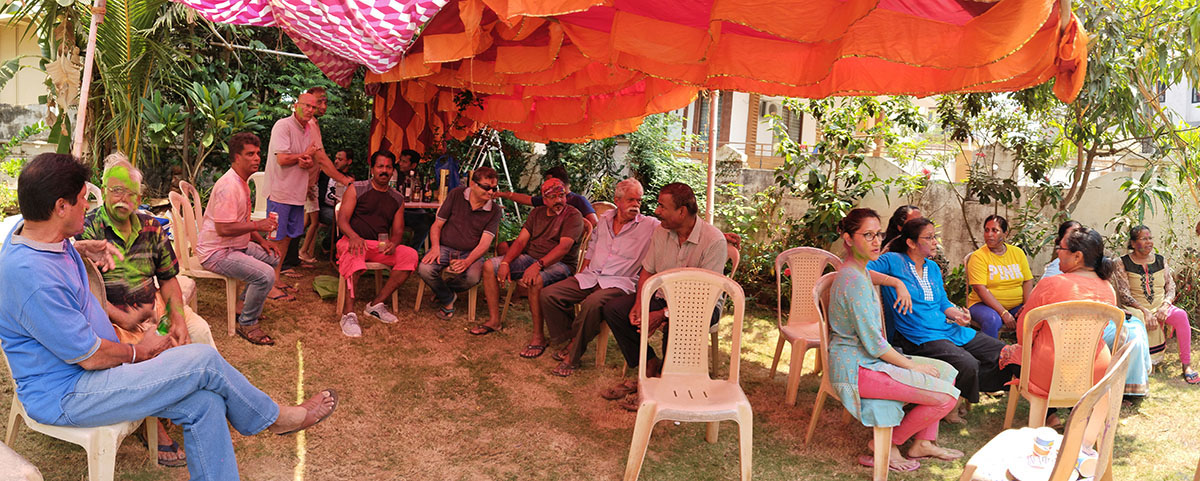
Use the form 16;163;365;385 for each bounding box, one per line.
293;340;307;481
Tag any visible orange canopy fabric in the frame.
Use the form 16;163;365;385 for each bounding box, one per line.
368;0;1087;152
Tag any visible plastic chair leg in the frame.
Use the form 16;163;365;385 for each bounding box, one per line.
959;465;977;481
873;427;892;481
705;421;719;443
499;285;515;325
87;432;119;481
595;325;610;368
623;403;657;481
710;331;719;376
145;417;157;465
1027;397;1049;429
336;275;347;315
803;387;827;445
224;279;238;337
468;287;478;323
5;396;19;445
392;287;399;314
1003;384;1020;429
414;281;424;312
737;405;753;481
785;341;808;406
1193;456;1199;481
374;271;382;294
769;335;786;378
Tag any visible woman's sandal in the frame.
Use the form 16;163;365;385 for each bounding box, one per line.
1184;370;1200;385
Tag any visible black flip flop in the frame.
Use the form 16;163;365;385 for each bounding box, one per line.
157;441;187;468
468;324;497;336
519;344;547;358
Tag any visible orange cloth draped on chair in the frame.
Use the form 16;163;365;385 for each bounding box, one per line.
368;0;1089;151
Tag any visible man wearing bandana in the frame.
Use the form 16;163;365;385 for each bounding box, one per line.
76;154;217;467
472;179;585;356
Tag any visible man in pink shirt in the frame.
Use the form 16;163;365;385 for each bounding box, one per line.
198;133;284;346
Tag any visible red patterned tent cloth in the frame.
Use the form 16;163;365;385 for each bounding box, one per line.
172;0;448;86
366;0;1088;150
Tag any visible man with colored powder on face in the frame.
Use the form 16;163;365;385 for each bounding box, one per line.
77;153;219;467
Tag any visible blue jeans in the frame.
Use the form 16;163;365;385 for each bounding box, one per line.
56;344;279;481
416;246;485;306
487;254;573;287
969;303;1023;338
201;243;278;326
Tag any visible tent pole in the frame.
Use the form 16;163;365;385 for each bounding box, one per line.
706;90;717;223
72;0;106;159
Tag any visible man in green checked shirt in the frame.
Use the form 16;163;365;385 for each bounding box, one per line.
76;154;217;468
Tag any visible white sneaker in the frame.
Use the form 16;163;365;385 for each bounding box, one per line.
340;312;363;337
365;302;399;324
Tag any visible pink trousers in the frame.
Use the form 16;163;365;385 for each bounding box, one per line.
858;367;957;444
1160;306;1192;366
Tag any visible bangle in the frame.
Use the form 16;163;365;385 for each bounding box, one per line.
535;259;545;269
499;261;509;266
130;344;137;364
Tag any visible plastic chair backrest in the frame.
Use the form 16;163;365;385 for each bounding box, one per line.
167;191;203;273
592;201;616;217
1049;342;1134;481
249;172;268;220
1019;300;1125;406
640;268;745;382
85;182;102;210
813;272;838;390
727;244;741;277
576;223;593;273
777;247;841;332
179;181;204;230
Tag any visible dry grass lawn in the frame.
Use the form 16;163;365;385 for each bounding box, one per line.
2;262;1199;480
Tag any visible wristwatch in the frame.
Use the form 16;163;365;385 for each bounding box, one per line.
535;259;545;269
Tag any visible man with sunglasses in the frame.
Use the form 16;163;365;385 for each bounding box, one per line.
77;154;218;467
417;167;504;320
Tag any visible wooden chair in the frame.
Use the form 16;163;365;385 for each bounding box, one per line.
805;272;892;481
623;268;752;481
498;223;593;325
960;342;1136;481
770;247;841;405
167;191;239;336
2;259;158;481
248;171;268;221
331;202;400;315
1003;300;1126;429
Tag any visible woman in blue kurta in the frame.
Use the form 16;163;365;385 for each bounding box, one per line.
828;208;963;472
869;218;1019;420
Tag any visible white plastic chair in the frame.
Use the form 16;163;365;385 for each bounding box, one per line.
623;268;752;481
960;342;1135;481
168;191;239;337
804;273;894;481
2;259;158;481
769;247;841;405
248;171;268;221
85;182;103;210
1002;300;1126;429
178;181;204;231
707;244;741;375
332;202;400;315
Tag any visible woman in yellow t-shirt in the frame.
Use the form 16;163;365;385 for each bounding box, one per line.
966;215;1033;338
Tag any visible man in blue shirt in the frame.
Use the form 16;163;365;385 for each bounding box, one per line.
0;153;337;481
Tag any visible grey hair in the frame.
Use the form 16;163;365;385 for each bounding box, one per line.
613;177;643;200
101;152;143;185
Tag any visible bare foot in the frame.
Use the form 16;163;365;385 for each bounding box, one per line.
863;442;920;471
268;390;337;435
908;440;963;461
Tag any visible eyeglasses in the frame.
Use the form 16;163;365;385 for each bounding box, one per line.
856;231;885;241
106;185;141;198
919;235;940;242
1053;246;1072;252
474;182;498;192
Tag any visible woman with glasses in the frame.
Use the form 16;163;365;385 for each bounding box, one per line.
870;218;1019;424
1112;226;1196;384
967;214;1034;338
1004;227;1152;411
1040;220;1080;278
828;208;963;473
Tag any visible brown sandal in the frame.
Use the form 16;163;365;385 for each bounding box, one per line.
236;325;275;346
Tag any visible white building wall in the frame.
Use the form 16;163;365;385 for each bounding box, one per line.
1164;81;1200;126
728;92;748;144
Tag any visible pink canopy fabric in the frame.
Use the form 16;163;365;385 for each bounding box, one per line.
172;0;448;85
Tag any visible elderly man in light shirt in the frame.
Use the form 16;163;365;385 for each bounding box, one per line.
542;178;660;377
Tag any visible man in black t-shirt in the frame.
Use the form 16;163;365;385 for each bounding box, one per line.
396;149;433;251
